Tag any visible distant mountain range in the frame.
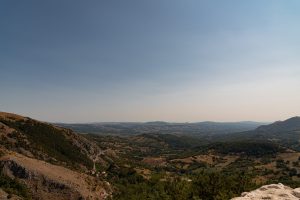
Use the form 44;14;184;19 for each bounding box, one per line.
55;121;267;136
256;117;300;133
220;116;300;150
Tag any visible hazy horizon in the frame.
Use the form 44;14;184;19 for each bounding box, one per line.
1;0;300;123
53;120;270;124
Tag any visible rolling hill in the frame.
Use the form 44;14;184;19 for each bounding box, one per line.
256;117;300;133
218;116;300;151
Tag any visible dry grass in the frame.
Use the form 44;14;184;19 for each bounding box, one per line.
142;157;166;166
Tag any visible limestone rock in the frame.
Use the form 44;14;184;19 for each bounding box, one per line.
232;183;300;200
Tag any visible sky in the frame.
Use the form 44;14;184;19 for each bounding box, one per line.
1;0;300;123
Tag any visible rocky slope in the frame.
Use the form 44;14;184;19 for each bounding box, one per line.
232;183;300;200
0;112;112;199
0;112;107;168
1;152;110;200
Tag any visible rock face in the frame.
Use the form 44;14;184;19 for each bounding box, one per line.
0;112;115;199
0;153;109;200
232;183;300;200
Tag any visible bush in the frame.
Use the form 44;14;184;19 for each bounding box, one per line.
0;171;31;199
112;168;255;200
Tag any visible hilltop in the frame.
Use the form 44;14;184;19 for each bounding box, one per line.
256;116;300;133
220;116;300;151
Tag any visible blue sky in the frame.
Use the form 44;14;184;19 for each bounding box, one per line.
1;0;300;122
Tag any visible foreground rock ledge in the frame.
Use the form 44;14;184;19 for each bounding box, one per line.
232;183;300;200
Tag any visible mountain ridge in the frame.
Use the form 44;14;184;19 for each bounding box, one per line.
256;116;300;133
56;121;266;136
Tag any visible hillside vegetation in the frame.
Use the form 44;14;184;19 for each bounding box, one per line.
2;112;300;199
57;121;265;136
0;112;111;199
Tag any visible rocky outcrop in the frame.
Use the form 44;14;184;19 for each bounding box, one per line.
0;153;110;200
232;183;300;200
61;128;106;165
